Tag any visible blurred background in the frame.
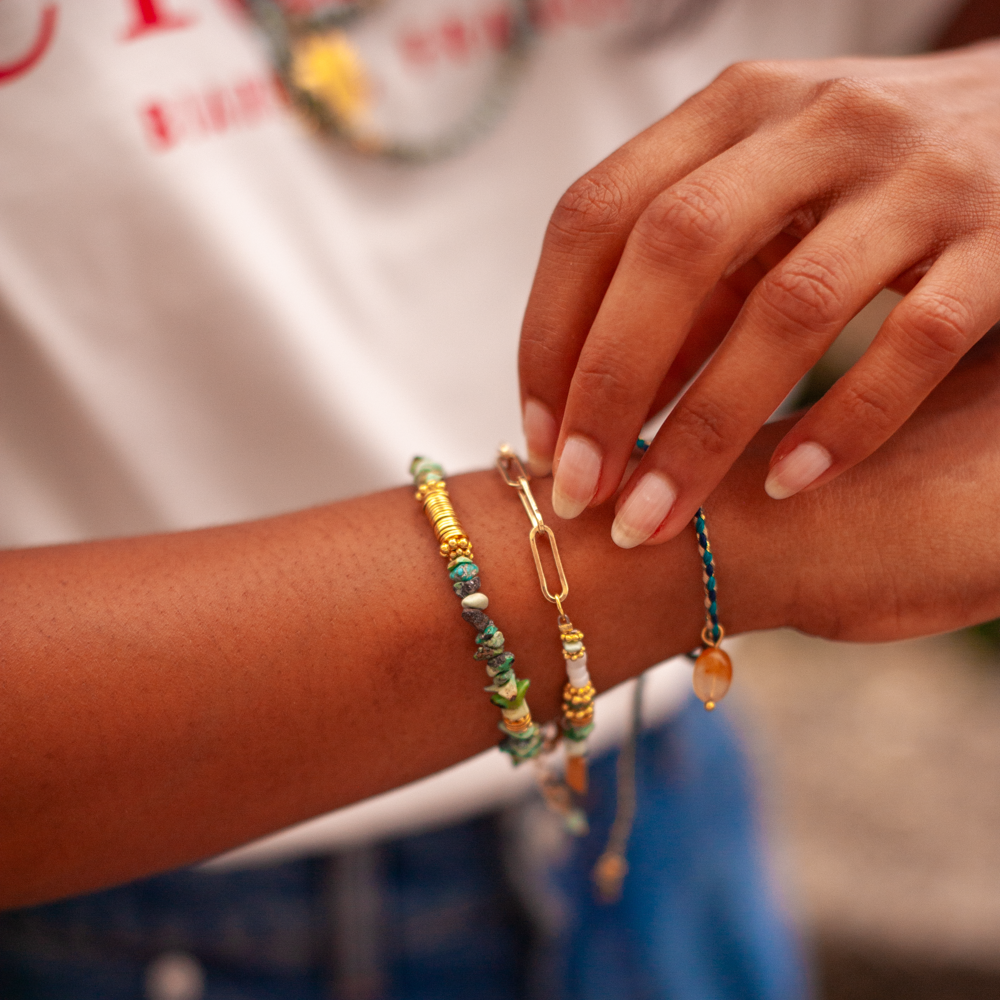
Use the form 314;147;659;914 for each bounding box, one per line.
733;292;1000;1000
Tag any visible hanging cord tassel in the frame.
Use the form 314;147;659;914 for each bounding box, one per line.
592;671;645;904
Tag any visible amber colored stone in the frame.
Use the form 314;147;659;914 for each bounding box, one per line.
593;851;629;903
566;755;588;794
693;646;732;708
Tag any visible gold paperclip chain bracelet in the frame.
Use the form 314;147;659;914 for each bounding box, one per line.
497;445;595;798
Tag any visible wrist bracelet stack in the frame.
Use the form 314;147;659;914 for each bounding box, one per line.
410;444;733;904
410;457;543;763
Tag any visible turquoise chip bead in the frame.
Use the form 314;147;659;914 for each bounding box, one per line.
410;457;444;478
476;623;497;643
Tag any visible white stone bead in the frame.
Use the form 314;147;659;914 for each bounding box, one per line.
562;640;583;654
461;592;489;610
497;679;517;699
565;739;588;756
502;701;530;721
567;660;591;688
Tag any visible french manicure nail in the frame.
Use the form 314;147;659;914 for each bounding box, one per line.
522;399;557;477
765;442;832;500
552;435;602;519
611;471;678;549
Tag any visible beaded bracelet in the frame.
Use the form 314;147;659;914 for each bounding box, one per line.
410;457;543;762
636;439;733;710
496;445;595;798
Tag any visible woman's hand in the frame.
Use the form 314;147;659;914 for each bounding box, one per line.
719;329;1000;644
518;41;1000;548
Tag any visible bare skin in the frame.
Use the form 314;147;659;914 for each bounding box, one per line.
5;331;1000;910
518;6;1000;547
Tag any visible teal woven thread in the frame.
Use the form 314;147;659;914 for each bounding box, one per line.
635;440;720;645
694;508;720;644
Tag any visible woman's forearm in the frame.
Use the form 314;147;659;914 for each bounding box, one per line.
0;454;781;909
10;330;1000;912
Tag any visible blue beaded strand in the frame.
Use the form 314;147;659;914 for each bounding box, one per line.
636;438;720;645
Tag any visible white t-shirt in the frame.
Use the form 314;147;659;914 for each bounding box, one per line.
0;0;957;862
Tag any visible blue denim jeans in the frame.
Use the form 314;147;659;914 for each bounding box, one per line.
0;698;809;999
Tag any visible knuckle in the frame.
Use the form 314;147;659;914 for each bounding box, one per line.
669;395;735;458
715;59;790;96
757;253;847;338
803;78;995;199
810;75;906;124
908;144;987;199
895;291;974;367
518;320;567;380
716;60;760;89
707;60;819;124
634;180;732;261
839;379;897;435
572;351;644;412
803;77;917;162
550;171;630;243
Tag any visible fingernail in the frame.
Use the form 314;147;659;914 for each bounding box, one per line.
765;442;832;500
552;435;602;519
522;399;557;477
611;471;678;549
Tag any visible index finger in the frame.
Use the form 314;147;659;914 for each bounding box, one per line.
518;67;770;473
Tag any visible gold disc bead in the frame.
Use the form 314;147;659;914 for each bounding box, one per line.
503;713;534;734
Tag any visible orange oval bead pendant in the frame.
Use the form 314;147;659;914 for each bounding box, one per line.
693;646;732;710
565;755;588;795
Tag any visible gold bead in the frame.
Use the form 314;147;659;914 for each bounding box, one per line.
563;681;595;705
504;712;533;733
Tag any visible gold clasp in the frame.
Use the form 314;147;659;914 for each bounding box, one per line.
496;443;527;488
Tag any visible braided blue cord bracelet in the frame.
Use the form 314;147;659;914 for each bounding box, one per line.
636;439;733;709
